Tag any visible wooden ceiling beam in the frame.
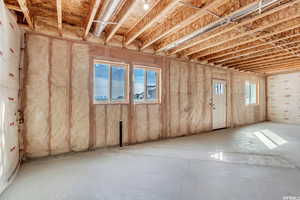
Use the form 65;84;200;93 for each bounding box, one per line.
106;0;136;42
199;30;300;61
166;0;300;55
193;23;300;61
140;0;224;50
219;41;300;65
56;0;62;35
236;57;300;70
6;4;22;12
228;51;300;68
243;60;300;70
213;38;300;64
187;4;300;58
16;0;34;29
83;0;102;39
251;64;300;73
125;0;180;46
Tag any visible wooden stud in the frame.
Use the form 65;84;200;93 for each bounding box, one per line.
106;0;136;42
83;0;102;39
16;0;34;29
125;0;180;46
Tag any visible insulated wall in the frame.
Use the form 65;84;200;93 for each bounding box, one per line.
22;33;266;158
267;72;300;124
0;1;21;194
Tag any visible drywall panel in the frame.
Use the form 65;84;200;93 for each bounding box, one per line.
25;35;50;157
70;43;90;151
50;39;70;155
267;72;300;124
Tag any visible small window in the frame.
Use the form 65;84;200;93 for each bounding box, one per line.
94;61;129;104
245;81;258;105
133;66;161;103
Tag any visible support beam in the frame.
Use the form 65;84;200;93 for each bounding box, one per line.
16;0;34;29
56;0;62;35
161;0;300;54
83;0;102;39
125;0;180;46
106;0;136;42
140;0;224;50
6;4;22;12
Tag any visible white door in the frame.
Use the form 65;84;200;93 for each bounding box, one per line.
212;79;227;130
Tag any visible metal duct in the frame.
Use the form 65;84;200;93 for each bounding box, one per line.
94;0;123;37
162;0;282;51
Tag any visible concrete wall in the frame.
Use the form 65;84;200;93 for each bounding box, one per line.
267;72;300;124
22;33;266;158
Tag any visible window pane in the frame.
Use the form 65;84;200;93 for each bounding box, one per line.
250;84;257;104
94;64;109;101
245;81;250;105
134;68;145;100
111;66;125;101
146;70;157;100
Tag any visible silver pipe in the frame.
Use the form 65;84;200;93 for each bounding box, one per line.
94;0;123;37
162;0;282;51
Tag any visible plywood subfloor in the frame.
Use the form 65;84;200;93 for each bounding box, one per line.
1;122;300;200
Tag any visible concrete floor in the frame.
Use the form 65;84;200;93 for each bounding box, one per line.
1;122;300;200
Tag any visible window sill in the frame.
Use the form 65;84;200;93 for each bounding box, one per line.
93;101;129;105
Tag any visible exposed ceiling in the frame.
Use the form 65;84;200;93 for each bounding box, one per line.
5;0;300;74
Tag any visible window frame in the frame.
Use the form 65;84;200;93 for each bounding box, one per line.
93;60;130;104
245;80;259;106
133;65;161;104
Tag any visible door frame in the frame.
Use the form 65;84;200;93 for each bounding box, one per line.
211;78;228;130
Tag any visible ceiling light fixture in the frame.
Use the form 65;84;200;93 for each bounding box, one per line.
143;0;149;10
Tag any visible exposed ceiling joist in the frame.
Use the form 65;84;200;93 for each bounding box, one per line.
106;0;136;42
220;41;300;65
124;0;180;46
204;30;300;62
16;0;34;29
194;23;300;60
168;0;300;55
83;0;102;39
56;0;62;35
140;0;224;50
6;4;22;12
228;52;300;67
188;6;300;59
251;62;300;72
237;57;300;69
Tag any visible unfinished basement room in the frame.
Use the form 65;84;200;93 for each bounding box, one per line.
1;0;300;199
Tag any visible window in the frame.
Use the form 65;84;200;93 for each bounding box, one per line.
94;61;129;104
245;81;258;105
133;66;161;103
